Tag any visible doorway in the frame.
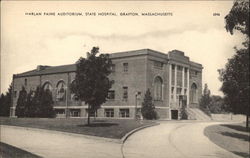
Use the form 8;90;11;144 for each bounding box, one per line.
171;110;178;120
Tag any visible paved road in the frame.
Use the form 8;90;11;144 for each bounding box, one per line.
1;121;241;158
122;121;242;158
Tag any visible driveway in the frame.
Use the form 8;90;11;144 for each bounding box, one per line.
1;125;122;158
1;121;241;158
122;121;242;158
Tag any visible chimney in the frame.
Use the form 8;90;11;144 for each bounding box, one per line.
37;65;50;71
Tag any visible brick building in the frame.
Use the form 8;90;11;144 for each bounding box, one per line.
10;49;203;120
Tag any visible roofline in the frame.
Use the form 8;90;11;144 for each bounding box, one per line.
13;48;203;77
14;70;76;78
109;48;168;60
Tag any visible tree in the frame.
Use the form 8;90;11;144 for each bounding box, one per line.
0;85;12;116
27;87;55;118
71;47;113;125
218;48;249;127
141;89;157;120
219;0;249;128
24;90;36;117
199;84;212;116
39;89;55;118
16;86;55;118
15;86;27;117
225;0;249;37
209;95;228;114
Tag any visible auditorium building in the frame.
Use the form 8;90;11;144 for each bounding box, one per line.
10;49;203;120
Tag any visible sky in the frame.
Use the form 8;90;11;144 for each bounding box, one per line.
0;1;245;95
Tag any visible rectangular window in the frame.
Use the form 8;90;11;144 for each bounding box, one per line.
111;64;116;72
154;61;163;69
86;109;97;117
184;68;188;87
190;70;198;77
14;91;17;98
123;87;128;100
123;63;128;72
107;90;115;100
177;66;182;87
184;89;187;95
105;109;114;117
119;109;130;118
177;88;182;94
24;78;27;86
171;64;175;85
70;109;80;117
55;109;65;118
171;87;174;100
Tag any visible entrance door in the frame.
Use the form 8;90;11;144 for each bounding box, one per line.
171;110;178;120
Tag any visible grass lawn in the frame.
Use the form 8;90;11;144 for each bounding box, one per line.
0;117;156;139
204;122;250;158
0;142;41;158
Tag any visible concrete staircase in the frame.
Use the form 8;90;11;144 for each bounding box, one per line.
187;108;211;120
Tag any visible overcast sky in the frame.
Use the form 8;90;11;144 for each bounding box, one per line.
1;1;245;95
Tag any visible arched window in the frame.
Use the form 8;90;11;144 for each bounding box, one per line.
190;83;197;103
43;82;52;92
56;81;66;101
154;76;163;100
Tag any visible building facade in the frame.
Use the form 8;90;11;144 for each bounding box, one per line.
10;49;203;120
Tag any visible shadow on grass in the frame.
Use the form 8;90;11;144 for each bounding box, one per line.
221;124;250;133
220;132;250;141
232;151;250;158
0;142;42;158
78;123;118;127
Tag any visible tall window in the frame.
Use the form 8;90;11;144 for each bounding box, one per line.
154;76;163;100
171;64;175;85
190;83;197;103
123;63;128;72
184;68;188;87
177;66;183;87
176;88;182;99
43;82;52;92
123;87;128;100
56;81;66;101
70;80;79;101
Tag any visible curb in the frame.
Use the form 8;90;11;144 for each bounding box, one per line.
0;125;121;144
1;122;160;144
121;122;160;143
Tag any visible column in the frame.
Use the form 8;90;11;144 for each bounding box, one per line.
182;67;185;95
187;68;190;106
162;84;164;100
174;65;177;103
169;64;172;106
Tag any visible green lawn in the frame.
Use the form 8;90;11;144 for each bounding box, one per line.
0;117;156;139
0;142;41;158
204;122;250;158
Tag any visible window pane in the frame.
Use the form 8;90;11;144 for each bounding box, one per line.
123;63;128;72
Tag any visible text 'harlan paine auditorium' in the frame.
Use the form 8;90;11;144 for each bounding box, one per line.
10;49;203;120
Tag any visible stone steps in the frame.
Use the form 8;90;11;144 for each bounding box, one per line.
187;108;211;120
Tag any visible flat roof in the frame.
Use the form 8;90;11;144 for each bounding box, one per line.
14;48;202;77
